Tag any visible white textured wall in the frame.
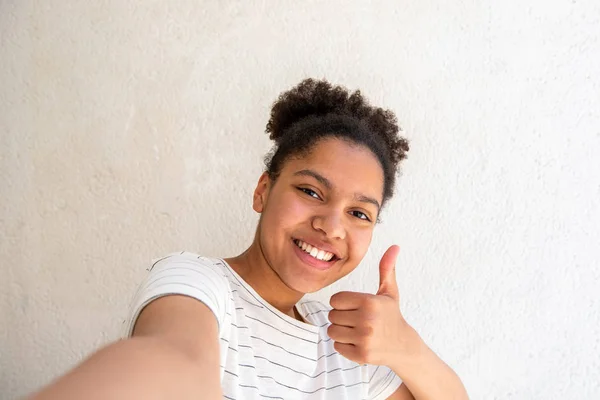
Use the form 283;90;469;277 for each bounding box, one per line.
1;1;599;399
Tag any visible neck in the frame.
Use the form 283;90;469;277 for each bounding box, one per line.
224;232;305;321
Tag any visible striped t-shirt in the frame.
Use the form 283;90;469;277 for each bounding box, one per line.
124;251;402;399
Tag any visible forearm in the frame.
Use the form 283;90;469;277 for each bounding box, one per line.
27;336;222;400
391;331;468;400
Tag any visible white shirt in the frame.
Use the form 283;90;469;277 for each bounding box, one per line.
124;251;402;399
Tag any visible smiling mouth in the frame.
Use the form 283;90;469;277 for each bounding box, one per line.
293;239;339;262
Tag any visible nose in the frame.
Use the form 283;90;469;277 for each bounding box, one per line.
312;212;346;240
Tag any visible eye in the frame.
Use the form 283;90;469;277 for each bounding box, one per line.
298;187;321;200
350;210;371;222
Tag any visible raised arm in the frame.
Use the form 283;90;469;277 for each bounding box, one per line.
27;295;222;400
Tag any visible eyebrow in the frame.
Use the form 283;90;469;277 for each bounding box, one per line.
292;169;381;211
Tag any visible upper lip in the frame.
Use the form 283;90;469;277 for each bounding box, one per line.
294;237;342;260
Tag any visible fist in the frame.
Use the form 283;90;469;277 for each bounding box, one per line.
327;245;417;366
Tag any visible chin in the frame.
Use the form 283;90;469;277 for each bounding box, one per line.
281;274;328;295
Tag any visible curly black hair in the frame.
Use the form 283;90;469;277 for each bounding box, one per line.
264;78;409;207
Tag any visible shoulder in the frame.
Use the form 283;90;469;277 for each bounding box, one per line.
147;251;233;286
149;251;227;273
123;251;233;338
146;251;234;301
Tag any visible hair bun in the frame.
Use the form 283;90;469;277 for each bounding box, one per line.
266;79;356;143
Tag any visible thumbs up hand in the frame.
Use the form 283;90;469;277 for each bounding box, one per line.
327;245;421;367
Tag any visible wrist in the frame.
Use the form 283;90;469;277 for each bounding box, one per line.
388;326;430;377
389;333;469;400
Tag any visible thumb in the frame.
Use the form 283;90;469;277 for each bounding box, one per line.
376;245;400;299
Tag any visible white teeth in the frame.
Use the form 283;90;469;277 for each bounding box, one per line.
295;239;336;262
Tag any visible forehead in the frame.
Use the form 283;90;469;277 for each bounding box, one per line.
282;138;385;202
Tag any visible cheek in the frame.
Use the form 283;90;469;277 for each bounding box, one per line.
348;229;373;261
275;191;312;220
334;229;373;281
264;190;312;230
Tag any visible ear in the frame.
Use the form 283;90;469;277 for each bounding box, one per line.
252;172;271;213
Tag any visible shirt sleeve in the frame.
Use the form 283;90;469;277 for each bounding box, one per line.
366;364;403;400
122;252;231;338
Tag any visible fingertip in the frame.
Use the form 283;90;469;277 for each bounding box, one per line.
329;292;339;308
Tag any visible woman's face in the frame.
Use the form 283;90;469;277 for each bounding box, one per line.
253;137;385;294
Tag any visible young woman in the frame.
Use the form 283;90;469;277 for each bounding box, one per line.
29;79;468;399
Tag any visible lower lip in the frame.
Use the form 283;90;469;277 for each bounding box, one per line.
292;240;335;271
